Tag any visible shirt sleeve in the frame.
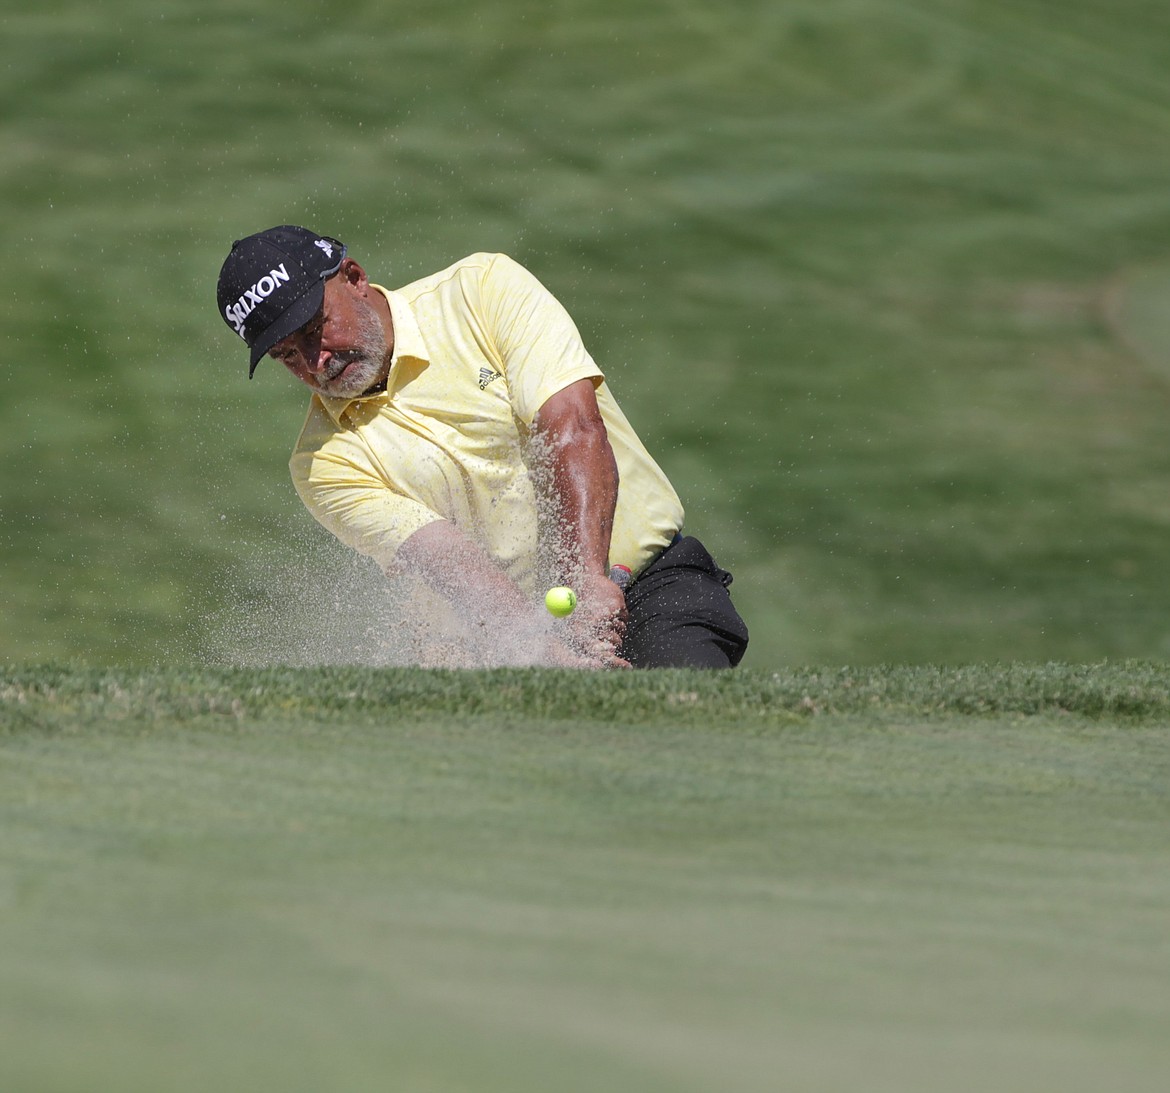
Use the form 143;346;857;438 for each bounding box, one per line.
477;254;604;425
289;444;440;572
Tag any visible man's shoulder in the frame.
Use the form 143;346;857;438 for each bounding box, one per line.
396;252;540;301
396;252;508;294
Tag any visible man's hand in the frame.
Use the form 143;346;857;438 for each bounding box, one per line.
565;572;629;667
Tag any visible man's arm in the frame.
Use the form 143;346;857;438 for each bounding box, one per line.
531;378;629;657
396;518;626;668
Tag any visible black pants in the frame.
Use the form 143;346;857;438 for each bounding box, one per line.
619;536;749;669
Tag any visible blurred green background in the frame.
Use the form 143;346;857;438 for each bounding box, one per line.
5;0;1170;668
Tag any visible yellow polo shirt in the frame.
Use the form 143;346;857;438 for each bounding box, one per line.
289;253;684;593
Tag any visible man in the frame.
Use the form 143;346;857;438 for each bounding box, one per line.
216;225;748;669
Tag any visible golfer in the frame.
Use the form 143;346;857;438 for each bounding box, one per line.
216;225;748;669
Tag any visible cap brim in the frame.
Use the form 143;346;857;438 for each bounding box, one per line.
247;282;326;376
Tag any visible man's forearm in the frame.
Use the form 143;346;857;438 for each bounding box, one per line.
532;378;620;582
396;519;534;628
545;421;618;579
396;517;625;668
531;379;629;663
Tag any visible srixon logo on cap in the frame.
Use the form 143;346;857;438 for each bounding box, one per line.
224;264;292;338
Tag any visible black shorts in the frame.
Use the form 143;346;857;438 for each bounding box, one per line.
619;536;749;669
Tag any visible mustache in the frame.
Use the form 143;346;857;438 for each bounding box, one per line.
321;351;368;381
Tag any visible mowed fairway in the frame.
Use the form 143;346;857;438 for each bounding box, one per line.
2;666;1169;1092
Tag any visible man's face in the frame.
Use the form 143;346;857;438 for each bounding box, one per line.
268;261;391;398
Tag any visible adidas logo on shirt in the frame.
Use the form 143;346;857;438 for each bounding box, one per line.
478;368;502;390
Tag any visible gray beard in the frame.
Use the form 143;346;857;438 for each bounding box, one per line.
316;305;391;399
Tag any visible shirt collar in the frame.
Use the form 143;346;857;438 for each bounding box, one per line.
312;285;430;426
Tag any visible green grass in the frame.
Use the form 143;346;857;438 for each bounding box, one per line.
6;7;1170;1088
8;659;1170;724
3;664;1169;1092
7;0;1170;666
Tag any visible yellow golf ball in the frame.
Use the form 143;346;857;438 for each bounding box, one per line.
544;586;577;617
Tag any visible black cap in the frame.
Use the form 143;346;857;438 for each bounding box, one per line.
216;225;347;377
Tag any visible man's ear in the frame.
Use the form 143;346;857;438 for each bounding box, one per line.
338;257;369;291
